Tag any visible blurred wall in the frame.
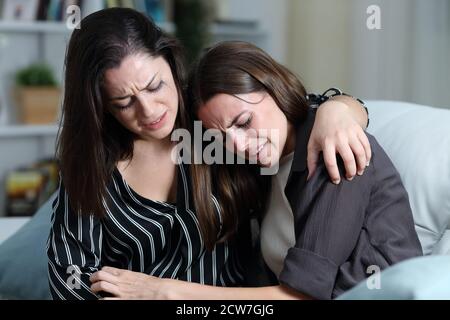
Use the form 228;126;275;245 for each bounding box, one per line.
287;0;450;109
224;0;290;63
287;0;352;93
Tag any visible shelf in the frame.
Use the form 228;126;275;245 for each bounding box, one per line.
0;21;264;37
0;124;58;137
0;20;175;34
0;21;72;33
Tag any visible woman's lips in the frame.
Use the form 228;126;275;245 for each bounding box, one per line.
256;142;266;154
256;142;268;160
141;111;167;130
248;141;268;158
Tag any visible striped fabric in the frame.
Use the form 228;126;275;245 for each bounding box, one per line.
46;164;244;300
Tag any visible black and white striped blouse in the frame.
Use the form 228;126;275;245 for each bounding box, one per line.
46;163;245;300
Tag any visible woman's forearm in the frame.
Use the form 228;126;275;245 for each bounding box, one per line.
91;266;312;300
164;280;311;300
329;95;368;129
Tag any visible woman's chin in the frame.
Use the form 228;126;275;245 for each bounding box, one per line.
139;130;170;142
139;119;176;141
257;155;275;168
257;148;280;168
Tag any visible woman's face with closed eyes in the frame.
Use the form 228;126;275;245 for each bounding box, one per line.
103;53;179;142
198;92;294;167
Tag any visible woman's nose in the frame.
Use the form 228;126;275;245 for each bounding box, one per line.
135;93;157;118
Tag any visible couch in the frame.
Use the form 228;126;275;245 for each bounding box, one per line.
0;100;449;299
339;100;450;299
365;100;450;255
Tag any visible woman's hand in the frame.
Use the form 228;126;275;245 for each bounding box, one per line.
90;267;314;300
90;266;174;300
308;98;371;184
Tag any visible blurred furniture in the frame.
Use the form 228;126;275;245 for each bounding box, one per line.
5;159;59;216
339;255;450;299
337;100;450;299
365;100;450;255
0;197;51;300
0;126;56;216
0;216;29;244
0;16;69;216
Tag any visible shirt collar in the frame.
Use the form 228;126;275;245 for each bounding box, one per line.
289;108;316;173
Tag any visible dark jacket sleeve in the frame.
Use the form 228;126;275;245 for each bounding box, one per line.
279;134;422;300
47;182;103;300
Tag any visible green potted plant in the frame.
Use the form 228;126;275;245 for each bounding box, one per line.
174;0;213;64
14;63;60;124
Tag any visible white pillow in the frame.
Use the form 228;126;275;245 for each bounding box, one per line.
366;100;450;255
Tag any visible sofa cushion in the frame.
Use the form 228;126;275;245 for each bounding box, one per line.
366;100;450;255
0;194;54;300
338;255;450;299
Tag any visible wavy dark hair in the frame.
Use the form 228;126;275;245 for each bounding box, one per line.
57;8;188;218
188;41;310;244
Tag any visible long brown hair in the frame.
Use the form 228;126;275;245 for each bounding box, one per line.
57;8;188;217
188;41;309;247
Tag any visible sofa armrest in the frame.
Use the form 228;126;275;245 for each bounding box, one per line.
0;217;31;245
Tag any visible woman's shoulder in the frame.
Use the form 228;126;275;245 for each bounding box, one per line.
313;132;399;180
303;133;395;201
53;172;115;219
306;132;406;205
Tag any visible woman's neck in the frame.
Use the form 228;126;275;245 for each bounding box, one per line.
117;137;178;204
133;136;175;159
117;136;175;170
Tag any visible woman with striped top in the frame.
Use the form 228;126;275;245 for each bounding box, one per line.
47;8;249;299
47;8;370;300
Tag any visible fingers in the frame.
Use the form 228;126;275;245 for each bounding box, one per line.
325;132;367;183
358;130;372;167
101;266;122;276
90;270;119;285
306;143;319;181
308;128;372;184
90;280;121;297
335;139;357;180
322;142;340;184
348;134;367;176
90;267;124;298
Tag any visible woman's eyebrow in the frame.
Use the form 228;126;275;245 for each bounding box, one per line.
109;72;159;101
